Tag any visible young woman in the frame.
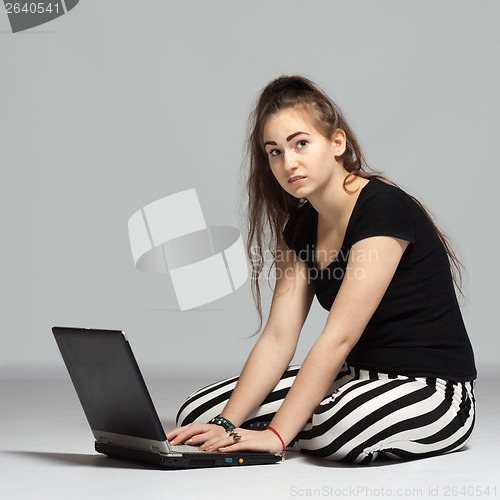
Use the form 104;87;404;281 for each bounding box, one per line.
166;75;476;464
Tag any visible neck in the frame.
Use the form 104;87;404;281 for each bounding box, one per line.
307;170;367;229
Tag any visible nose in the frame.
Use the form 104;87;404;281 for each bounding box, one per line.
284;151;299;172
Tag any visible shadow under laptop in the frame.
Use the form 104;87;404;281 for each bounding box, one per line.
4;451;163;470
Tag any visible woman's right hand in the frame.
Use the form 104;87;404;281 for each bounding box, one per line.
166;422;227;448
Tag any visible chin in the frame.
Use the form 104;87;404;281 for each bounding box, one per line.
285;189;304;199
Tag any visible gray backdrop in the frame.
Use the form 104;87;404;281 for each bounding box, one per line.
1;0;498;379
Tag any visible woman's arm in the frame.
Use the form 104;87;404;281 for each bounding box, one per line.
167;242;314;446
216;235;410;453
219;243;315;426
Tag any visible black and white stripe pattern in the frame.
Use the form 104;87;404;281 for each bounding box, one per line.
175;364;475;464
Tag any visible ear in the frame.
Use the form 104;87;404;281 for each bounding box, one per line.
330;128;347;157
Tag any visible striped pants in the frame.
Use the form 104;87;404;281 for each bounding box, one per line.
176;364;476;464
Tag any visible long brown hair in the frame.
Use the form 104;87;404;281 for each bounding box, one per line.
244;75;465;331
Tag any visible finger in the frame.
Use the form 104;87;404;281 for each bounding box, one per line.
168;425;207;445
202;431;246;452
166;422;197;438
193;428;231;449
182;430;214;446
169;431;200;446
169;424;218;446
165;427;184;440
217;442;245;453
166;424;195;443
198;434;233;451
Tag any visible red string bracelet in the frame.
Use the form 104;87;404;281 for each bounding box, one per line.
267;426;286;456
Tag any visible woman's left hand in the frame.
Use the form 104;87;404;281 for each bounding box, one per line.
214;427;284;454
168;423;284;454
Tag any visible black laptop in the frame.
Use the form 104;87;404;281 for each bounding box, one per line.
52;326;282;469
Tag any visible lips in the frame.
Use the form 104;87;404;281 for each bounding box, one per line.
288;175;306;184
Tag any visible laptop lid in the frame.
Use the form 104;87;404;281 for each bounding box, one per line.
52;326;171;454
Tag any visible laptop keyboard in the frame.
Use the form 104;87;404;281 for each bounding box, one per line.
171;444;214;453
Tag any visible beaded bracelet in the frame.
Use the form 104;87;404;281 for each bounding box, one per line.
208;415;236;433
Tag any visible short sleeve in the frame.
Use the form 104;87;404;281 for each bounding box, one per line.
349;191;417;248
282;202;314;259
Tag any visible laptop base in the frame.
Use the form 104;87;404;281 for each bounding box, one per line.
95;442;283;469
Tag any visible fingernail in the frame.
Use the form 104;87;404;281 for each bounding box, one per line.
186;439;193;445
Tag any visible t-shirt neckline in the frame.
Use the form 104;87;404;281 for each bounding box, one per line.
312;177;374;270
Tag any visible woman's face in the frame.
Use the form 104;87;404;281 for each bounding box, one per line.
262;107;344;200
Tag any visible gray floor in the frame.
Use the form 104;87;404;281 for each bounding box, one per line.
1;368;499;500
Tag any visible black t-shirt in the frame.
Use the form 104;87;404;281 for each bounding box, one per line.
283;177;476;382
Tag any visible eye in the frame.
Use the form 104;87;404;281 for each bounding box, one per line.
297;139;308;149
269;149;281;157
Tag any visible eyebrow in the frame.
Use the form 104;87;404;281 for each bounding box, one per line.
263;131;309;148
